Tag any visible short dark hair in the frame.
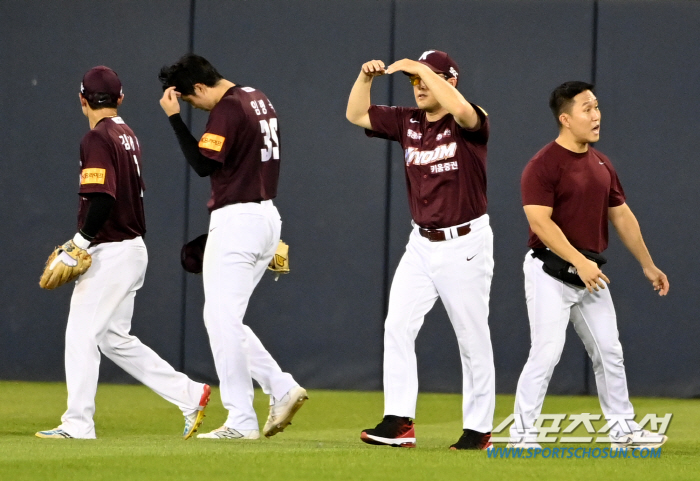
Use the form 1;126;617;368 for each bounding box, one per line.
158;54;224;96
83;93;118;110
549;81;595;126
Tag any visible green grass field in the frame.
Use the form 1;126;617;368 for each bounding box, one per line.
1;381;698;480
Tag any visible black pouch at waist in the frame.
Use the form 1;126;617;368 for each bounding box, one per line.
531;248;607;287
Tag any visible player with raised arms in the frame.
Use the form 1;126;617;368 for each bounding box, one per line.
346;50;496;450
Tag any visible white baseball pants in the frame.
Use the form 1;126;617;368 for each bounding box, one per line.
510;252;639;441
383;214;496;433
203;200;297;431
59;237;206;439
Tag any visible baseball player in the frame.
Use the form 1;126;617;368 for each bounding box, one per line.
509;81;669;450
158;54;307;440
37;66;210;440
346;50;495;450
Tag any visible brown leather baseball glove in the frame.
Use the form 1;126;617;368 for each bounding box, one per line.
39;239;92;290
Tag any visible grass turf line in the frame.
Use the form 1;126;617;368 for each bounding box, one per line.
0;381;698;480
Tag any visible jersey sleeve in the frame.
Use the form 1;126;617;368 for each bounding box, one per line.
199;98;243;162
521;158;555;207
79;130;117;198
459;103;489;144
606;161;626;207
365;105;407;141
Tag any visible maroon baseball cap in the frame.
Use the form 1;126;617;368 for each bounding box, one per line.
415;50;460;82
80;66;123;104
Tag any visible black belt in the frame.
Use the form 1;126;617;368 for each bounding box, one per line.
419;224;471;242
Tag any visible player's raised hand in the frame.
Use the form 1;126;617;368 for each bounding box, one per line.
385;58;422;76
643;265;669;296
361;60;387;78
575;258;610;293
160;86;181;116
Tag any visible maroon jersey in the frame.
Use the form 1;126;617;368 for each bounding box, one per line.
366;104;489;228
77;116;146;244
521;141;626;253
198;86;280;212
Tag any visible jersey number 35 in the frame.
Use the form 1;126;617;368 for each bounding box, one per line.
259;118;279;162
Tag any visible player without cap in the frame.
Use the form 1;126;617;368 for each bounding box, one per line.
158;54;307;440
346;50;496;450
508;81;669;451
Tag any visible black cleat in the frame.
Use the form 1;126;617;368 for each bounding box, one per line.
450;429;493;450
361;415;416;448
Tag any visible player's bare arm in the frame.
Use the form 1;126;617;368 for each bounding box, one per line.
524;204;610;292
386;59;479;129
609;203;669;296
346;60;386;130
160;86;181;116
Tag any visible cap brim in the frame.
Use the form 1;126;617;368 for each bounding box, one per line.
418;60;445;74
402;61;449;77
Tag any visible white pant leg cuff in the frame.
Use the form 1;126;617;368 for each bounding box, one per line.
271;381;299;402
58;423;95;439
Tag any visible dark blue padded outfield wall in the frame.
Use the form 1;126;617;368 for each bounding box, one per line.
1;0;698;398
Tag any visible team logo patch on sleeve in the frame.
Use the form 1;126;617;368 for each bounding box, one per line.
80;168;106;184
199;133;225;152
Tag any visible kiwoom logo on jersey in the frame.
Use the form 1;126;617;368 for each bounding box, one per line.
405;142;457;166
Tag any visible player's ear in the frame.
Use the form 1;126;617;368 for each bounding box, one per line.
117;95;124;107
559;112;570;128
447;77;457;88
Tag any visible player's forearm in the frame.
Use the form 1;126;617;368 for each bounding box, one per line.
417;66;478;129
346;72;374;128
611;208;655;269
529;217;589;267
80;193;115;240
167;114;219;177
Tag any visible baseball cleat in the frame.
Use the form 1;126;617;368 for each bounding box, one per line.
197;426;260;439
35;428;73;439
360;415;416;448
610;430;668;450
183;384;211;440
450;429;493;450
263;385;309;437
